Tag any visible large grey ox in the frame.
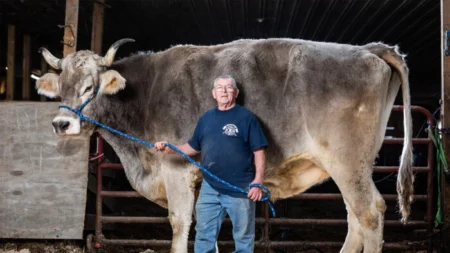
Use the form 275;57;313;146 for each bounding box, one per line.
37;38;413;253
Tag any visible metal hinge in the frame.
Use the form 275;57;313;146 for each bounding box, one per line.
58;24;75;47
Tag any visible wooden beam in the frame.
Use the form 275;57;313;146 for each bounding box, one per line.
441;0;450;251
22;34;31;100
91;0;105;54
6;25;15;100
63;0;79;56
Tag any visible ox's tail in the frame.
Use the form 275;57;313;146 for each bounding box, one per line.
366;43;414;223
392;50;414;224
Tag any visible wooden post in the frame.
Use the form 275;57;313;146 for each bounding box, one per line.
441;0;450;251
63;0;79;56
91;0;105;54
40;51;48;102
6;25;15;100
22;34;31;100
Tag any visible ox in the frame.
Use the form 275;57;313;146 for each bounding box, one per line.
37;38;413;253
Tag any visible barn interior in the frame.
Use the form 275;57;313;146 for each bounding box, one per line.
0;0;444;252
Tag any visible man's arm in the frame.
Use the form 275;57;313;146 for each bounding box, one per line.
154;142;200;157
253;148;265;183
248;147;266;201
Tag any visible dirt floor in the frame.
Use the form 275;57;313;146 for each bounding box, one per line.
0;240;164;253
0;241;86;253
0;240;436;253
0;240;329;253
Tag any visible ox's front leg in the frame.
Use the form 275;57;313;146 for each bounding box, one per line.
162;163;198;253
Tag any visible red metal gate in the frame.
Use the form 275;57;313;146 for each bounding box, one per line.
86;105;436;252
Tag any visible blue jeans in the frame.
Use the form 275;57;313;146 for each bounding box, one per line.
194;180;256;253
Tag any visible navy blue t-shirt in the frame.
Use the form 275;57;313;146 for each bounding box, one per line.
188;104;268;198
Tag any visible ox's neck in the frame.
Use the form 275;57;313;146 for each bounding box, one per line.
97;128;150;192
92;93;150;192
91;54;156;191
92;88;147;139
93;53;155;138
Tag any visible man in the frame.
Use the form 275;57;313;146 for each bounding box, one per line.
154;74;268;253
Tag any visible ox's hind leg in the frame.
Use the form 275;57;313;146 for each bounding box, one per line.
162;163;199;253
341;199;364;252
330;165;386;253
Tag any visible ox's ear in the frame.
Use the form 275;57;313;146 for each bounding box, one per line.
36;73;59;98
99;70;126;95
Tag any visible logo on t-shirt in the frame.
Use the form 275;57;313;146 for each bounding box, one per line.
223;124;239;136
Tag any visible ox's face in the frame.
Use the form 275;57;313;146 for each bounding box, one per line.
36;39;134;136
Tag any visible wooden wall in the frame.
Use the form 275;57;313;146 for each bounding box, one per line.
0;102;89;239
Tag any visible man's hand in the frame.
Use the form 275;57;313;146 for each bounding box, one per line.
154;142;200;156
154;141;172;154
248;180;264;202
250;149;265;201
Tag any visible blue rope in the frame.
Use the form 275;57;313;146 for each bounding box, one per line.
59;101;277;217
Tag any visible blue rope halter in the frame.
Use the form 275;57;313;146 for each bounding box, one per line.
59;89;276;216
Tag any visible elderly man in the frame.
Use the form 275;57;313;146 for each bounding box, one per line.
154;74;268;253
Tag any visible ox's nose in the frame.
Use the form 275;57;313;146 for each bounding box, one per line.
52;120;70;133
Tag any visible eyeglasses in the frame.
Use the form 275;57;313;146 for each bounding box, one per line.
215;86;235;92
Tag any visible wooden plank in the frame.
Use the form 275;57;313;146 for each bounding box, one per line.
22;34;31;100
441;0;450;250
6;25;15;100
91;0;105;54
0;102;90;239
63;0;79;56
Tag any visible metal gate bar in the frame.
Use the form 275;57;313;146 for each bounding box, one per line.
88;105;435;252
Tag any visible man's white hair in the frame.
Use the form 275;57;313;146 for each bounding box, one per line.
213;74;237;88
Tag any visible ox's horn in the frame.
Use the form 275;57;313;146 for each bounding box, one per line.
38;47;61;69
98;38;135;66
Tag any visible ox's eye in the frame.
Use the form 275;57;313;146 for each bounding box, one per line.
82;86;93;95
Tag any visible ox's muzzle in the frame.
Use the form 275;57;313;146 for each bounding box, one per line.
54;88;99;136
52;115;81;135
52;120;70;132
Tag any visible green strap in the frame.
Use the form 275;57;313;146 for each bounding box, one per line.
428;126;448;227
